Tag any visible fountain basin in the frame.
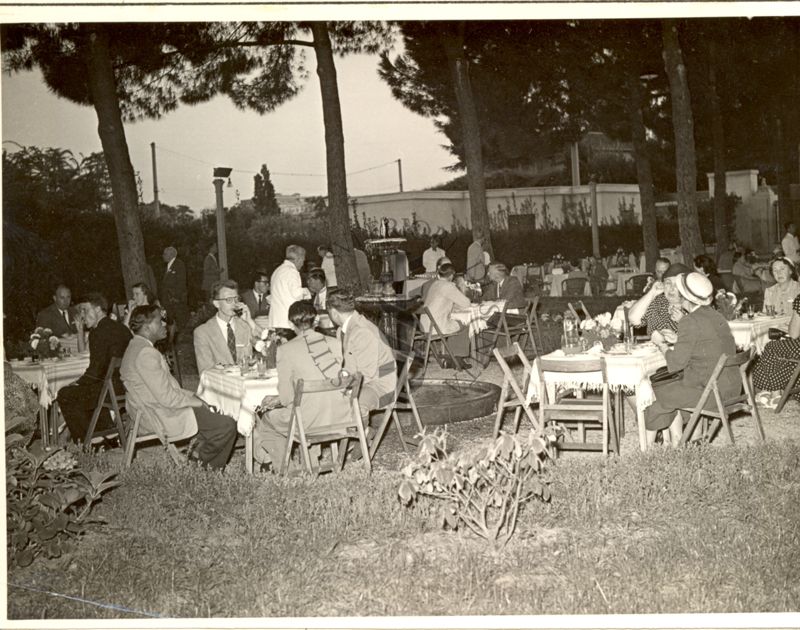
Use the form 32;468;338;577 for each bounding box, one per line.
409;378;500;425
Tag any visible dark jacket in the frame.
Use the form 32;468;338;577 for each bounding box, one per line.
241;288;270;318
666;305;740;396
77;316;133;389
36;303;78;337
160;258;188;307
481;276;526;309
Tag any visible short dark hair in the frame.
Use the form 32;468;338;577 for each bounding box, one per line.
288;300;318;329
212;279;239;299
430;235;440;247
81;292;109;313
307;268;326;285
129;304;162;334
656;257;671;267
131;282;155;304
253;271;269;284
327;289;355;313
437;263;455;279
693;254;717;276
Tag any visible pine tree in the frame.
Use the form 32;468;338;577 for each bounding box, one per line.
253;164;279;215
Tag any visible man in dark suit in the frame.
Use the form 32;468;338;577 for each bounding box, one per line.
57;293;132;443
160;246;188;328
646;272;741;447
481;263;526;308
202;243;222;300
240;270;271;319
36;284;78;337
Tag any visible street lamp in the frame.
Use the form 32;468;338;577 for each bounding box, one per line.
213;167;232;281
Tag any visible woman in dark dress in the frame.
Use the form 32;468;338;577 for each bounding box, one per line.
751;293;800;406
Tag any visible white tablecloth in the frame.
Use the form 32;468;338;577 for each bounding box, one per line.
9;353;91;406
526;344;667;451
196;367;278;437
728;315;790;354
451;300;509;337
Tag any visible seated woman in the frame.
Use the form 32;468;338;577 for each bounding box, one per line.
627;262;691;339
252;300;352;470
693;254;725;293
421;262;472;369
647;272;740;447
762;257;800;317
123;282;159;328
752;294;800;407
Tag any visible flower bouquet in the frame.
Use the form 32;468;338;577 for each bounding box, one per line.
579;312;623;351
714;289;739;321
29;327;60;360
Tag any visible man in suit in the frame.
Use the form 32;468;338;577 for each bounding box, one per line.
57;292;132;443
269;244;309;336
646;272;741;448
202;243;222;300
317;245;337;290
160;246;188;328
121;304;237;469
36;284;77;337
193;279;258;375
252;301;352;469
327;289;397;418
240;271;271;319
481;263;526;308
307;268;328;311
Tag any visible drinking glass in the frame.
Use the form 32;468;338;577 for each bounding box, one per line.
747;304;755;319
239;354;249;375
257;355;267;377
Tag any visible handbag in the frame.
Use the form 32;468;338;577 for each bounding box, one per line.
768;327;788;341
649;366;683;386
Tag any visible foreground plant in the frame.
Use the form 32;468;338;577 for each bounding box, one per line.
6;438;120;568
398;429;552;549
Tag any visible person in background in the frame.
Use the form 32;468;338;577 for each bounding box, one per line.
202;243;222;300
752;291;800;408
732;250;755;279
466;237;487;284
422;235;447;274
307;268;328;311
419;263;472;370
588;256;609;297
782;223;800;265
763;257;800;317
252;301;351;471
240;271;271;320
481;263;526;308
123;282;158;328
627;262;691;338
160;246;188;328
628;250;639;270
36;283;77;337
317;245;337;290
693;254;725;293
57;293;132;443
193;280;256;375
647;273;740;447
642;257;672;294
269;244;309;337
717;243;736;273
567;260;589;281
121;304;237;470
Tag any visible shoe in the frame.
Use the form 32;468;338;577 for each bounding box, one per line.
457;360;473;371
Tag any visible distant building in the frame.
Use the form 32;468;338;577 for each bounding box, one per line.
276;193;310;215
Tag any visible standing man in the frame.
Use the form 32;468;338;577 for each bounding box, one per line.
202;243;222;300
422;235;447;274
193;280;257;375
241;271;271;319
122;304;237;470
327;290;397;419
466;237;487;284
57;293;132;443
318;245;337;290
782;223;800;266
36;284;77;337
160;246;188;328
307;268;328;311
269;244;309;336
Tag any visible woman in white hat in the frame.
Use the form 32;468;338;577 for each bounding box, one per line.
646;272;741;447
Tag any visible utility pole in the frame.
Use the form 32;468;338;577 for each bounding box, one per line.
213;167;232;281
397;158;404;192
151;142;160;219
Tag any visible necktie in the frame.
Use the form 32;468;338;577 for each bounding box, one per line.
62;310;70;326
340;330;347;367
257;293;264;313
227;322;237;363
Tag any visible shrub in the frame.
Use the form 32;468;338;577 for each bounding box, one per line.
398;429;553;550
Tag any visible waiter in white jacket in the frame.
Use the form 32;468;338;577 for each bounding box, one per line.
269;244;310;338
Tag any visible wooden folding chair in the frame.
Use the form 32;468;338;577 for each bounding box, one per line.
625;273;653;296
678;349;766;445
280;373;370;476
774;356;800;414
163;322;183;387
411;306;474;377
535;355;617;456
483;299;537;361
84;357;129;450
368;351;425;460
563;277;588;297
123;389;195;469
492;342;540;437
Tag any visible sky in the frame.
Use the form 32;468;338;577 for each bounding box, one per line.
2;47;456;212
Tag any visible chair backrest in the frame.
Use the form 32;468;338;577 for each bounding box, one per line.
419;304;452;339
292;372;363;407
626;273;653;295
539;356;606;377
719;272;736;292
124;386;192;443
563;277;587;296
566;302;582;322
578;300;592;320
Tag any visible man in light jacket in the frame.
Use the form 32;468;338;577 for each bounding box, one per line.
269;244;309;336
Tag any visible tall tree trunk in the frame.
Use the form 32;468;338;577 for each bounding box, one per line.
311;22;361;293
625;73;659;272
707;39;729;261
442;24;493;259
84;25;148;297
662;20;703;266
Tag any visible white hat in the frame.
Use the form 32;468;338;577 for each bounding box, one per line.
675;272;713;306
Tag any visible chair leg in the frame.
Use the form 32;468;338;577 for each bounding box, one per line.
406;389;424;434
368;406;394;460
166;443;185;466
511;405;523;435
713;389;735;444
84;382;110;451
775;362;800;413
421;334;432;375
493;380;510;438
745;377;767;441
123;414;140;469
391;410;408;453
680;408;704;445
336;438;348;471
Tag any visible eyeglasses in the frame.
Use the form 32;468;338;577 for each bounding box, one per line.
215;296;241;304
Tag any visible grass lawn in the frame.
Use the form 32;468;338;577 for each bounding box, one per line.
7;424;800;620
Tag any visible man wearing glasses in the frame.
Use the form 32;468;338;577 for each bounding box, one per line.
193;280;258;375
240;271;271;319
